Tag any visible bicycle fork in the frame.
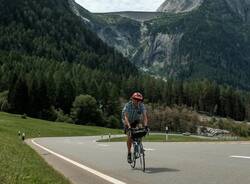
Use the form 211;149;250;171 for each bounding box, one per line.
134;142;144;159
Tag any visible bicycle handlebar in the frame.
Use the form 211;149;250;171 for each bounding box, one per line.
129;127;149;132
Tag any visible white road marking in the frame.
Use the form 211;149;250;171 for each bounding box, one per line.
64;140;72;144
98;144;109;147
144;148;155;151
77;142;84;145
230;155;250;159
31;139;126;184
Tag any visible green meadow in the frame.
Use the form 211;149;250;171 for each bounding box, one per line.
0;112;121;184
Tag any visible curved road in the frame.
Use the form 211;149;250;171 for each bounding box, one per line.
27;136;250;184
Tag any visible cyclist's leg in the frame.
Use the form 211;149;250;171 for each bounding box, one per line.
126;121;139;163
128;120;140;148
126;121;138;153
122;119;132;154
123;121;132;163
126;130;133;163
127;131;133;153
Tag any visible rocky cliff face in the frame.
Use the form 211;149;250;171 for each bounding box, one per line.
132;31;186;76
157;0;203;13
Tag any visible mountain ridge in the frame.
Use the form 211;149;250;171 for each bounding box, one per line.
157;0;203;13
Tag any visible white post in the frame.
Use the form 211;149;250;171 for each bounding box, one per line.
165;126;168;142
165;126;169;134
22;132;25;141
109;133;111;142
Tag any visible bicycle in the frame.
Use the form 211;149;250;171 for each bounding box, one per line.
129;128;148;172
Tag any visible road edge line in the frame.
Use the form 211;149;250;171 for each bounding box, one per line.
31;139;126;184
230;155;250;159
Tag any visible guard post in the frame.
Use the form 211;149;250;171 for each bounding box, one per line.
109;133;111;142
165;126;169;142
22;132;25;141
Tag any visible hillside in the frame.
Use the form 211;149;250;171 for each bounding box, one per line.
96;12;164;22
0;0;137;74
0;112;121;184
0;0;138;121
144;0;250;88
75;0;250;90
0;0;250;123
157;0;203;13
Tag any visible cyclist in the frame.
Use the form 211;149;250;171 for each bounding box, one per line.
122;92;148;163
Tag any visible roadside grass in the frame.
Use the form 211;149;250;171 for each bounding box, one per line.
98;134;215;142
98;134;250;142
0;112;122;184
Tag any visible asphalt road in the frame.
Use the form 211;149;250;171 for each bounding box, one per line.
27;136;250;184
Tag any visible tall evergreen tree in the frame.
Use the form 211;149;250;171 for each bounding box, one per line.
8;76;29;114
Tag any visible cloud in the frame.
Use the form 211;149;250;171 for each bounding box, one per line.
75;0;165;13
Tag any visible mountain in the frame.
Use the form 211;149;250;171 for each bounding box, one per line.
0;0;137;75
224;0;250;22
74;0;250;89
157;0;203;13
0;0;248;125
0;0;138;119
147;0;250;87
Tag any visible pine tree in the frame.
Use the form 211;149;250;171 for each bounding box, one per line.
8;76;29;114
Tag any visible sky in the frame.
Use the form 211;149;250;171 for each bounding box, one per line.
75;0;165;13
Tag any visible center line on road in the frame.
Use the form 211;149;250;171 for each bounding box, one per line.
31;139;126;184
230;155;250;159
98;144;109;147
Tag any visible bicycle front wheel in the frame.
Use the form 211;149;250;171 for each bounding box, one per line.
139;145;145;172
140;153;145;172
130;147;136;168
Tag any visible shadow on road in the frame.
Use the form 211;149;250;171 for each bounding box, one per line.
134;167;180;174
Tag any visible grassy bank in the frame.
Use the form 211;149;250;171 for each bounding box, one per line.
0;112;121;184
98;134;215;142
99;134;250;142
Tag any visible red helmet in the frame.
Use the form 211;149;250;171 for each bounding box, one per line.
131;92;143;101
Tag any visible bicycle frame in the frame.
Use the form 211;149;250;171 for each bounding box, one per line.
130;130;146;172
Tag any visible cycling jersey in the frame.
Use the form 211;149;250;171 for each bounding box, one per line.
121;101;146;125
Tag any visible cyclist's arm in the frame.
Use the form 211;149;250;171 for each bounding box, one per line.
124;112;131;128
143;111;148;127
141;103;148;127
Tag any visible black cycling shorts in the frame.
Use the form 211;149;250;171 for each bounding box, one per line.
124;120;140;134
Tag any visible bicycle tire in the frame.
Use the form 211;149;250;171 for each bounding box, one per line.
139;144;145;172
142;152;145;172
130;146;136;168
